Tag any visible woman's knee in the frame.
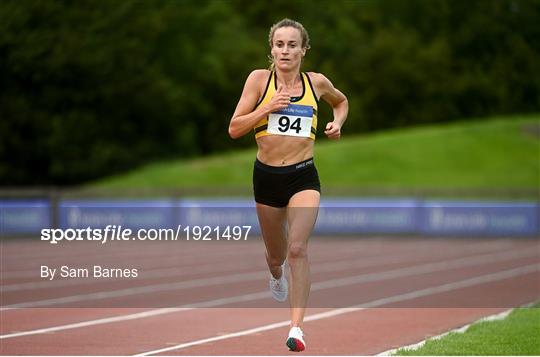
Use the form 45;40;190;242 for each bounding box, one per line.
288;243;308;260
266;252;286;267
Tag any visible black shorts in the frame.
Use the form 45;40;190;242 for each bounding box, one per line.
253;158;321;208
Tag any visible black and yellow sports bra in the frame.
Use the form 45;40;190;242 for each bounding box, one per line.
254;71;319;140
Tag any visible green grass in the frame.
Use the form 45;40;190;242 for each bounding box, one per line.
90;114;539;191
395;304;540;355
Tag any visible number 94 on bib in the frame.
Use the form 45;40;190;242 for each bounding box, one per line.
267;104;313;138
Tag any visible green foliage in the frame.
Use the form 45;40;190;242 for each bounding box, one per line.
1;0;539;185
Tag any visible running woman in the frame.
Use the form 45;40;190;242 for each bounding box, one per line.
228;18;348;352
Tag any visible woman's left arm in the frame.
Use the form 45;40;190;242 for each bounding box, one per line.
313;73;348;140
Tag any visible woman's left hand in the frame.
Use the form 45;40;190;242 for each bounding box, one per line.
324;121;341;140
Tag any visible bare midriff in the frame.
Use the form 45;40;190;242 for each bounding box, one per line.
256;135;314;166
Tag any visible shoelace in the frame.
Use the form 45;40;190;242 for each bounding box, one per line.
271;276;285;289
291;327;303;337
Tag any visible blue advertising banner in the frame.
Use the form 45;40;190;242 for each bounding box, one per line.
59;200;177;230
4;198;535;237
419;201;539;237
316;199;419;234
176;198;420;235
177;199;260;235
0;200;51;235
171;198;539;237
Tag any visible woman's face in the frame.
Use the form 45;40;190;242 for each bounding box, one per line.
271;26;305;71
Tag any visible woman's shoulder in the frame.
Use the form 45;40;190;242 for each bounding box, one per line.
247;69;272;82
306;71;328;84
306;72;332;94
241;70;272;98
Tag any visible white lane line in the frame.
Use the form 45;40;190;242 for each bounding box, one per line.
0;239;406;289
0;247;260;279
2;239;511;290
377;310;514;356
1;237;257;263
376;309;515;356
0;239;513;278
0;251;537;341
1;241;470;291
0;308;193;340
1;260;266;292
134;264;540;356
0;270;265;310
377;300;538;356
2;248;536;309
1;238;365;273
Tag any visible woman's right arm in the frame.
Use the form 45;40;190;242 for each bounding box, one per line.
228;70;290;139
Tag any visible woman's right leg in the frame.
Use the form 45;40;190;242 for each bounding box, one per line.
256;203;288;279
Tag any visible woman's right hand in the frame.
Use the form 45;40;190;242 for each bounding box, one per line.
265;84;290;113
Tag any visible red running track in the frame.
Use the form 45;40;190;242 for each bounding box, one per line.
1;236;539;355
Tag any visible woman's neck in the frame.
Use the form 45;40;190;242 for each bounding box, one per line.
275;69;301;89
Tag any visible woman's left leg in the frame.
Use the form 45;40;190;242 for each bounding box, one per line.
287;189;320;327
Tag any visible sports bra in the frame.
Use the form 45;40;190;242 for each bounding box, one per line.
253;71;319;140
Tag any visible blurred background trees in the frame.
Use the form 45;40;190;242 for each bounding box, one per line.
1;0;538;185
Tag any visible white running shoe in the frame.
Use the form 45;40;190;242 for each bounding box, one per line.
269;263;288;302
286;326;306;352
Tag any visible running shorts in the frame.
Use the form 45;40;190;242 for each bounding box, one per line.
253;157;321;208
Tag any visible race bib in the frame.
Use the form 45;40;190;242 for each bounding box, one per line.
267;104;313;138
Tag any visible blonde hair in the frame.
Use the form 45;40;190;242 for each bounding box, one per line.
268;18;310;70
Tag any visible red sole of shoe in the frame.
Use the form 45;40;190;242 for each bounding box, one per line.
286;337;305;352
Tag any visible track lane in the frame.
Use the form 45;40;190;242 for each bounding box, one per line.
0;238;538;355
